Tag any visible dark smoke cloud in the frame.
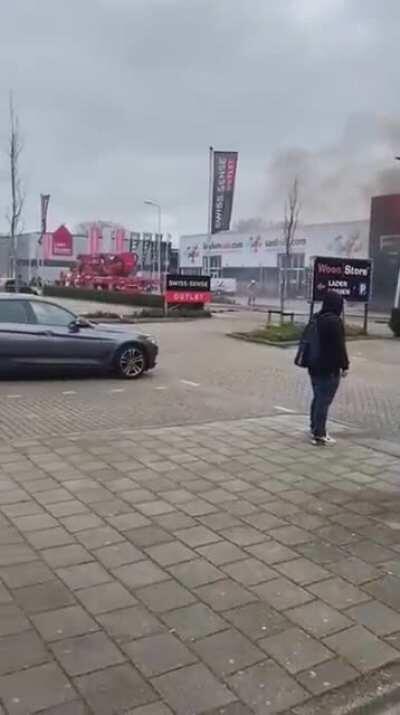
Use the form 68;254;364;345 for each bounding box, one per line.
259;114;400;224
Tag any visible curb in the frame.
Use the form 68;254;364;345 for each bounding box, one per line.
291;661;400;715
227;332;299;348
82;315;212;324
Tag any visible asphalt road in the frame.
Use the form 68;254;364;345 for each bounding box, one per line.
0;311;399;439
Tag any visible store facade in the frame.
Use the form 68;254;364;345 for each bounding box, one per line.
0;226;178;286
180;220;369;297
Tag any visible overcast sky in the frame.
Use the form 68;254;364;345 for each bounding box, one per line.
0;0;399;239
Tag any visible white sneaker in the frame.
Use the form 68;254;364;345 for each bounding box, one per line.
322;435;337;445
310;436;326;446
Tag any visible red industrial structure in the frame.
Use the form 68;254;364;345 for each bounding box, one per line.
59;252;160;294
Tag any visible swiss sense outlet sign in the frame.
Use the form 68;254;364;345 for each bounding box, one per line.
165;274;211;304
312;256;372;302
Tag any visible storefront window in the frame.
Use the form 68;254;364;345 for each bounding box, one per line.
277;253;305;269
203;255;222;275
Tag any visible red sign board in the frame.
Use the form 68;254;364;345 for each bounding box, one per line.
52;225;73;256
165;274;211;304
165;291;211;304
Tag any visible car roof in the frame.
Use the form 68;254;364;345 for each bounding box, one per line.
0;293;43;300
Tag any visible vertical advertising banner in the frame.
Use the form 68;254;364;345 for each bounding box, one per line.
211;151;238;234
130;231;142;268
143;232;153;270
130;232;141;251
40;194;50;234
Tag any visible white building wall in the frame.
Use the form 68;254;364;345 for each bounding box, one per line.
179;220;369;270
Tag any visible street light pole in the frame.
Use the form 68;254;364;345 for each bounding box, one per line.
144;200;162;292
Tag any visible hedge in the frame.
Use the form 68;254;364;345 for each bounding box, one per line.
82;307;211;321
43;285;163;308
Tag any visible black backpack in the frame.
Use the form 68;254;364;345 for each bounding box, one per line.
295;317;320;369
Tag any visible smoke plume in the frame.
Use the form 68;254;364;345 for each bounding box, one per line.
256;114;400;225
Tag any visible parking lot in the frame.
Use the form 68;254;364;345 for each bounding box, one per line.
0;311;398;441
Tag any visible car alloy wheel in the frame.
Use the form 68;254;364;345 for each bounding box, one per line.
118;346;146;378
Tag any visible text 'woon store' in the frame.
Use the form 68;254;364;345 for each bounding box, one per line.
180;220;369;297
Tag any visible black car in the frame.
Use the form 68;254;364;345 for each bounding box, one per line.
0;294;158;379
4;279;38;294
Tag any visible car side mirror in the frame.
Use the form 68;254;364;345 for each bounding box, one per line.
69;317;90;333
68;319;80;333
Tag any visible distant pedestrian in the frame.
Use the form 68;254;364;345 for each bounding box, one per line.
295;290;349;445
247;280;257;308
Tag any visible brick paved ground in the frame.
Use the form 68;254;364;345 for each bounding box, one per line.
0;415;400;713
0;313;399;442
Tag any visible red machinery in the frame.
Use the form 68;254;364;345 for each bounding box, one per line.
59;253;159;293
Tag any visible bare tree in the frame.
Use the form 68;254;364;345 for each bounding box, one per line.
280;177;300;321
7;93;24;289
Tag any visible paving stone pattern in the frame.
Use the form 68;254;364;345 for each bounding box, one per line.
0;415;399;713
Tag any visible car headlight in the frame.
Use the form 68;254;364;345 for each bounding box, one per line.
146;335;158;346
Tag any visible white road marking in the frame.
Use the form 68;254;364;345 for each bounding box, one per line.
109;388;125;393
155;386;168;390
7;394;21;399
62;391;77;396
180;379;200;387
274;405;295;413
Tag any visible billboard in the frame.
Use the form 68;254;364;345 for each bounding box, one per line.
51;225;73;257
165;274;211;304
211;151;238;234
312;256;372;302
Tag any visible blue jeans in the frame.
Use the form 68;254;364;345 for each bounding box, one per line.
310;374;340;438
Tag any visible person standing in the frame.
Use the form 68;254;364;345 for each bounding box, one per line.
309;291;349;445
247;280;257;308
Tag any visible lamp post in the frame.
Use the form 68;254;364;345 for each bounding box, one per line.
144;200;162;292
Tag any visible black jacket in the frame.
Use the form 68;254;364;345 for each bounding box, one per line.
310;311;350;377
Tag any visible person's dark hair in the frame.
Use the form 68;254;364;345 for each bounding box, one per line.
321;290;343;316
